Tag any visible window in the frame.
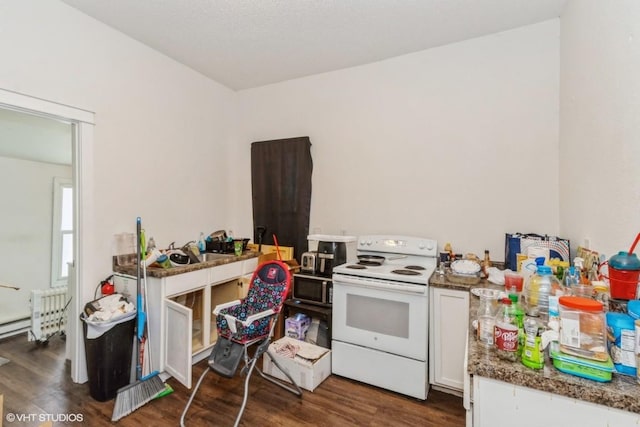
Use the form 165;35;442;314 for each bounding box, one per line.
51;177;73;287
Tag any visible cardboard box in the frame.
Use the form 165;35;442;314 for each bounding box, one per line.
263;337;331;391
247;243;294;261
284;259;301;274
285;314;311;340
246;244;300;270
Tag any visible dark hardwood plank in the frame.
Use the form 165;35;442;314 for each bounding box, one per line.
0;334;465;426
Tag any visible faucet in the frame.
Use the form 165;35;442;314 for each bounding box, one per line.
180;241;200;263
168;241;197;253
180;240;196;251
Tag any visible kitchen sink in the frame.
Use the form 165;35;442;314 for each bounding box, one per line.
199;253;235;262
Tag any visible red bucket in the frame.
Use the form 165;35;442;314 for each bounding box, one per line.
602;262;640;300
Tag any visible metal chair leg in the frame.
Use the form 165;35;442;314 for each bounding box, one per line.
234;353;258;427
181;320;302;426
180;366;211;427
233;341;303;427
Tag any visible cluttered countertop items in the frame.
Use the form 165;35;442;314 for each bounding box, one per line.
430;233;640;414
112;229;259;278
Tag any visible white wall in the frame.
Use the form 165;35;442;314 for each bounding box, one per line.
560;1;640;260
0;1;238;302
234;21;561;259
0;157;71;323
8;0;630;386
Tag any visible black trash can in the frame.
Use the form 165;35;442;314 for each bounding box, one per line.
81;313;136;402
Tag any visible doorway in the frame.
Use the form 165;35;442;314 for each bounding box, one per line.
0;108;72;335
0;88;94;383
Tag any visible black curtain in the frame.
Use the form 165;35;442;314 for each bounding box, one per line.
251;136;312;262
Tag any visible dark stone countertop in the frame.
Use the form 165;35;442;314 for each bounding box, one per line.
429;271;640;415
113;251;259;278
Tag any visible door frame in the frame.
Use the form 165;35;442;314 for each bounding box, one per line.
0;88;95;383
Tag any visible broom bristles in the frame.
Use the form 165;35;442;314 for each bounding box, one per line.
111;373;165;422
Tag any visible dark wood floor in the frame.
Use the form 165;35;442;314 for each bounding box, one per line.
0;333;465;426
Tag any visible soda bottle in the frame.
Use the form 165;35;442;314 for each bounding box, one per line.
494;298;519;361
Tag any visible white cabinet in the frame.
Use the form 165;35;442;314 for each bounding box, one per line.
146;257;259;388
429;286;469;394
473;376;639;427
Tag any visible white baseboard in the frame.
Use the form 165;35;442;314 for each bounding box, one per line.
0;318;30;341
431;383;464;398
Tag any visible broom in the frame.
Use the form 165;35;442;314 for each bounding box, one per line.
112;217;166;422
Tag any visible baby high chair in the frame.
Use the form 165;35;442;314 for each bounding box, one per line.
180;259;302;427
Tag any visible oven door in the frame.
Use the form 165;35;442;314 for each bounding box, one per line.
332;273;428;361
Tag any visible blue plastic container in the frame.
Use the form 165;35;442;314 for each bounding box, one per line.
627;300;640;319
605;312;637;376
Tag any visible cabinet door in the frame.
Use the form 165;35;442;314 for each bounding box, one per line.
429;287;469;392
164;298;193;388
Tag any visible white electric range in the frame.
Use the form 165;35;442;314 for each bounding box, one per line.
331;235;437;400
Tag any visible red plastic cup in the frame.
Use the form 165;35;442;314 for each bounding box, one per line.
609;266;640;300
504;271;524;292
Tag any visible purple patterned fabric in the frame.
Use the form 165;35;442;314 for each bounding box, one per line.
216;273;288;343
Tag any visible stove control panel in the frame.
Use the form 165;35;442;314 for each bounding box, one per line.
357;235;437;257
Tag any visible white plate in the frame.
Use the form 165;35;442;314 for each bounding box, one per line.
470;288;505;299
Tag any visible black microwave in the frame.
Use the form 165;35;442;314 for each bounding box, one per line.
292;274;332;306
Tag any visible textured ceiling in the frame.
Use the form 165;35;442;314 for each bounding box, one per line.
61;0;566;91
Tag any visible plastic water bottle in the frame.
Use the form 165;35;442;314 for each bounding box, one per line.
477;291;497;348
522;265;562;323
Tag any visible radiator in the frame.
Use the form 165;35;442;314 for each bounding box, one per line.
28;286;69;342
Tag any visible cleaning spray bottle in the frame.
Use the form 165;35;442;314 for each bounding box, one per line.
574;257;587;284
198;232;206;253
147;236;156;252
